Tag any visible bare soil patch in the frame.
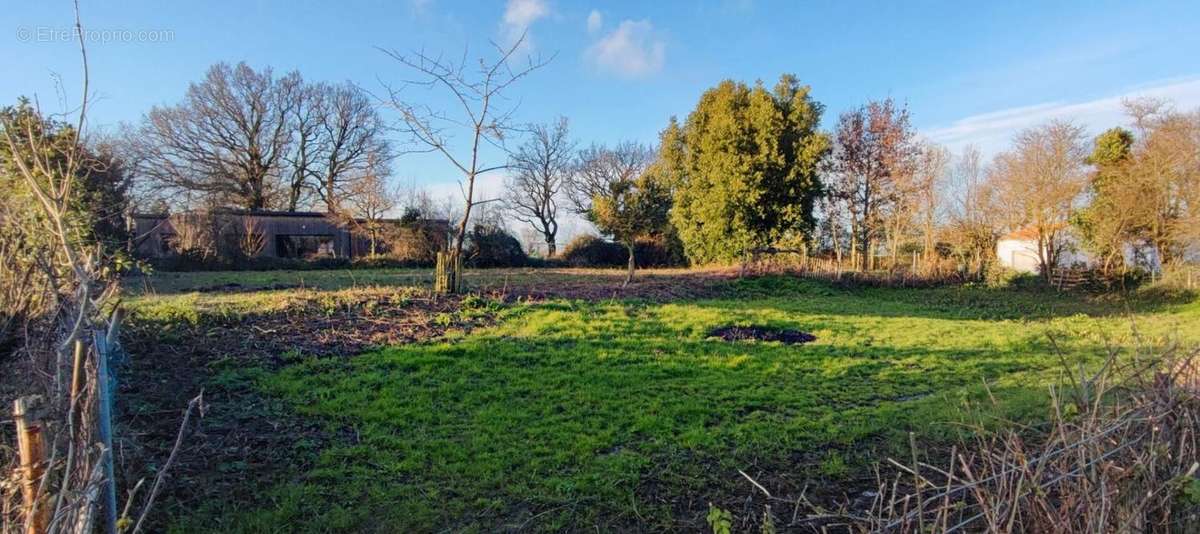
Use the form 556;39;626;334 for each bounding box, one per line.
477;267;739;302
708;325;817;344
116;290;493;529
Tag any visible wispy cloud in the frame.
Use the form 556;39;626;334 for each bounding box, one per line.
499;0;549;52
584;19;665;79
927;76;1200;155
586;9;603;34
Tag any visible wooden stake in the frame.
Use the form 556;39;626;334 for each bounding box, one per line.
14;396;48;534
70;339;85;409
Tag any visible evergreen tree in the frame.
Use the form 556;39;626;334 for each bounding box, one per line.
659;75;830;264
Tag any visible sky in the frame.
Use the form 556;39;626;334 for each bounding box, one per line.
3;0;1199;245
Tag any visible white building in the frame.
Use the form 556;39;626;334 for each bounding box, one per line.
996;225;1162;273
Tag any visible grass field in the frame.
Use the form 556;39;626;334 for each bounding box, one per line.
122;270;1200;532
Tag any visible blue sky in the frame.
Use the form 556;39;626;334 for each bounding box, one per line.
3;0;1199;238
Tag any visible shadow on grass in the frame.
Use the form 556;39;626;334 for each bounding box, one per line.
731;275;1199;320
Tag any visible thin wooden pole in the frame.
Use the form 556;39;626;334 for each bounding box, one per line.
14;396;48;534
52;338;87;527
70;339;85;407
94;333;119;534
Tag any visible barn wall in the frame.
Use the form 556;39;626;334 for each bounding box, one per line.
996;233;1095;273
997;239;1041;273
131;212;447;261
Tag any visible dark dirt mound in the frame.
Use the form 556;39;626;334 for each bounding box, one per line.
708;325;816;344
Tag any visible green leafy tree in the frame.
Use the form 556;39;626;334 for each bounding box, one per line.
1073;127;1136;273
588;168;672;285
659;75;830;264
1;99;129;255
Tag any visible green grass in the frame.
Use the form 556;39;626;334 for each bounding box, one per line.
163;276;1200;532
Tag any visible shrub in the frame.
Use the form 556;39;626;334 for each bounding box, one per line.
561;235;627;267
560;234;688;268
728;340;1200;532
856;342;1200;532
464;224;528;268
384;221;446;264
633;234;687;268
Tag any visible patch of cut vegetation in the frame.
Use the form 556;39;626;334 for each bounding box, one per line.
125;266;736;301
708;325;817;344
117;286;504;532
151;275;1199;532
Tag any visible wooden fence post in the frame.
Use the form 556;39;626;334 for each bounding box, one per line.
14;396;48;534
434;251;447;294
434;251;463;294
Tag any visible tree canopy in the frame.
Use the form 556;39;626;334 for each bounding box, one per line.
659;74;830;264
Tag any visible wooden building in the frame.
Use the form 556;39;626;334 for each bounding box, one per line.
131;210;448;260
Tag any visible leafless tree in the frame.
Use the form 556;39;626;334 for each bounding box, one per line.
912;142;950;267
132;62;300;210
826;98;920;270
1122;99;1200;267
379;33;551;260
566;141;655;215
312;82;391;212
393;179;438;220
504;117;574;256
941;145;1001;278
990;120;1089;279
338;154;397;256
284;81;325;211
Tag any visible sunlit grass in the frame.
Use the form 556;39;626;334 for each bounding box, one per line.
161;275;1199;532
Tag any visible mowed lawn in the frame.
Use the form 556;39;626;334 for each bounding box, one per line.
158;274;1200;532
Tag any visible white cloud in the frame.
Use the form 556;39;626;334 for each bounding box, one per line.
926;76;1200;156
586;9;603;34
585;19;665;78
500;0;549;51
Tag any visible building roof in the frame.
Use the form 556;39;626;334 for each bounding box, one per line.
1001;223;1071;241
1002;226;1040;241
133;209;330;219
132;210;450;226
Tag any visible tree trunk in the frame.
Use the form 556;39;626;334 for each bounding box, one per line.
623;243;636;287
545;237;556;258
453;172;476;260
287;186;301;212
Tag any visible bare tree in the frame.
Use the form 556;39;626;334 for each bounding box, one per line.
827;98;920;270
132;62;300;210
1122;99;1200;267
379;33;551;262
990;120;1089;279
313;82;391;212
913;143;951;268
504;117;574;256
284;81;324;211
338;154;397;256
566;141;655;215
942;145;1001;278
